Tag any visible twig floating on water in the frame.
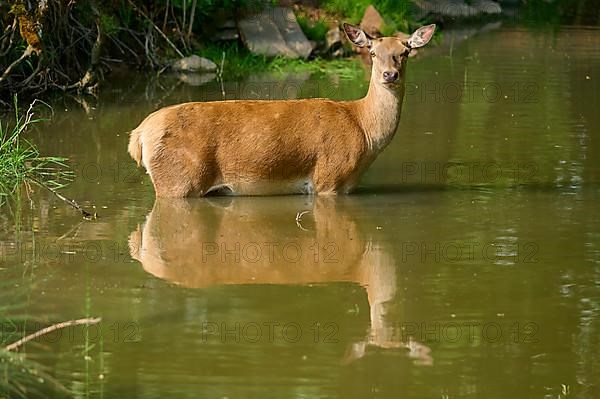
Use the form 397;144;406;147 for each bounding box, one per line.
296;210;311;231
29;176;97;220
6;317;102;351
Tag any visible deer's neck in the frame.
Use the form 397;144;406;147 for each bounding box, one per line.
354;75;405;153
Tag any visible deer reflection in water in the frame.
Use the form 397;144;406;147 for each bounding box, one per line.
129;197;432;365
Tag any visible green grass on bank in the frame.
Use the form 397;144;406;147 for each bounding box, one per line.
197;44;363;80
296;15;330;43
0;100;72;202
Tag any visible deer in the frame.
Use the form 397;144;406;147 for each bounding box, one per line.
128;23;436;197
129;197;433;364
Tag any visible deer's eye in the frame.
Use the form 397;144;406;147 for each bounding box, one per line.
370;51;376;58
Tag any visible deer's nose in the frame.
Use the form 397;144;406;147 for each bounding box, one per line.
383;71;399;83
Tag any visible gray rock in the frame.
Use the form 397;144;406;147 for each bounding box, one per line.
331;47;344;58
221;19;236;29
213;29;239;41
360;5;384;37
238;7;312;59
472;0;502;14
412;0;502;19
272;7;313;59
325;27;343;53
176;73;216;86
171;55;217;72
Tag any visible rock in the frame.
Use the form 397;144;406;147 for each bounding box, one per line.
171;55;217;72
325;27;343;54
271;7;313;59
221;19;236;29
360;5;384;37
238;7;312;59
440;1;476;18
412;0;502;20
331;47;345;58
213;29;239;41
176;73;216;86
209;12;239;42
472;0;502;14
238;11;297;58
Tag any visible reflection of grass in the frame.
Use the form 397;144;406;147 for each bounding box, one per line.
0;99;72;203
198;44;362;80
0;281;64;398
269;57;363;79
0;349;59;398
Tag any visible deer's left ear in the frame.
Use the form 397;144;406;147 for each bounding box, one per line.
343;23;372;48
407;24;436;49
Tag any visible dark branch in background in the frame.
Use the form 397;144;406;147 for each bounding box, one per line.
63;1;104;92
187;0;198;39
126;0;184;58
0;0;252;104
0;45;34;84
0;17;18;57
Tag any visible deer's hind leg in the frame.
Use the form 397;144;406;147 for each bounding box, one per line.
148;146;218;198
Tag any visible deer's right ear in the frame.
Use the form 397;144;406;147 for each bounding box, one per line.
343;23;372;48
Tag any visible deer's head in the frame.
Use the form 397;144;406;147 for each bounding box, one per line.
343;23;436;89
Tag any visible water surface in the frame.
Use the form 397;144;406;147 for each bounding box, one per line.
1;25;600;398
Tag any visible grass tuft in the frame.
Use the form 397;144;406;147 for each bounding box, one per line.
0;98;73;204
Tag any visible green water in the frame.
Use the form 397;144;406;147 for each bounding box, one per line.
1;26;599;398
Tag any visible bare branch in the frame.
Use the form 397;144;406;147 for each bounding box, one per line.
6;318;102;352
187;0;197;38
127;0;184;58
0;46;35;85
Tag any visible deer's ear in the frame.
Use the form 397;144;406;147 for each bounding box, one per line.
343;23;372;48
407;24;436;48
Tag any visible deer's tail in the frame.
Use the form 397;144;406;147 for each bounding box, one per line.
128;128;143;167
